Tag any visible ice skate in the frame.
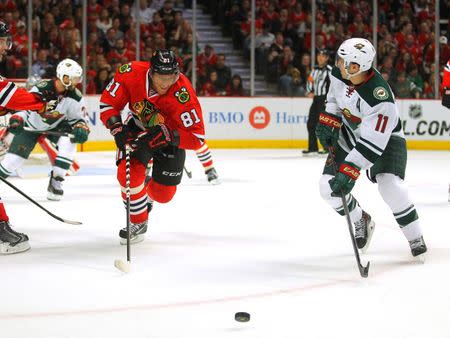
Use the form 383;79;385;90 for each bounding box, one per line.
354;210;375;253
47;171;64;201
206;168;220;185
409;236;427;262
0;221;30;254
302;149;318;157
119;220;148;245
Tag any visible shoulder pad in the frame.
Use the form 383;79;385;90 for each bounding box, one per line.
356;70;394;107
65;87;83;102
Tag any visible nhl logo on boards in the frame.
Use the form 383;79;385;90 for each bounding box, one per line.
175;87;190;104
373;86;389;100
408;104;422;119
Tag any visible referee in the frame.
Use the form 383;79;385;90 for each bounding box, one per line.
303;49;332;156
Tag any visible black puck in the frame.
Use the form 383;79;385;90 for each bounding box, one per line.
234;312;250;322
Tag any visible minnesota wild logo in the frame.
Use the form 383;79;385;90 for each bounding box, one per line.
354;43;365;50
373;86;389;100
341;108;361;130
174;87;190;104
41;110;64;124
133;100;164;128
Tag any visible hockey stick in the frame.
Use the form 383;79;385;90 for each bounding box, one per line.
23;127;75;139
114;144;132;273
329;147;370;278
0;176;82;225
184;166;192;179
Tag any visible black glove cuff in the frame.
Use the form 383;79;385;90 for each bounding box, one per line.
171;130;180;146
106;115;122;129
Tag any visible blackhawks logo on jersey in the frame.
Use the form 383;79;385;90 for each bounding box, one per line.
174;87;190;104
341;108;362;130
373;86;389;100
118;63;132;74
133;100;164;128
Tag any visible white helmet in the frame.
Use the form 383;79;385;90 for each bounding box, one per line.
56;58;83;89
336;38;376;79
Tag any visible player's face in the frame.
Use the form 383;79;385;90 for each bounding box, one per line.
336;57;360;78
152;72;178;95
0;37;11;61
317;54;329;66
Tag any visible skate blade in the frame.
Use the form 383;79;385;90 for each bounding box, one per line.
414;252;426;264
0;241;31;254
47;192;63;201
302;152;318;157
209;178;221;185
360;221;376;254
120;234;145;245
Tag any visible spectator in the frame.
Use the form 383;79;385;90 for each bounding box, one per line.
85;69;97;94
226;74;246;96
31;49;53;78
407;66;424;98
96;8;112;35
393;71;411;98
213;54;231;93
196;44;217;83
147;12;165;37
279;66;306;97
102;27;118;54
94;68;111;93
108;38;136;64
132;0;155;24
255;22;275;73
200;70;220;96
158;0;175;28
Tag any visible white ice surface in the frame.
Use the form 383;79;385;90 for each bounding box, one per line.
1;149;449;338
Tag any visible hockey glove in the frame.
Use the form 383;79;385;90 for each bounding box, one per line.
8;115;24;135
109;122;131;151
72;122;90;144
315;112;342;149
442;87;450;109
329;161;360;196
133;124;180;151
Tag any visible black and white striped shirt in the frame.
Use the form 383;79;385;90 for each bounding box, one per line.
306;64;332;97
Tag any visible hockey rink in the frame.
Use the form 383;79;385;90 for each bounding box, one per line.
1;149;449;338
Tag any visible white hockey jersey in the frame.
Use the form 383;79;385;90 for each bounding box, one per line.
325;66;404;170
15;80;88;131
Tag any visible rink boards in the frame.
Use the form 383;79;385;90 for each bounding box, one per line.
80;97;450;151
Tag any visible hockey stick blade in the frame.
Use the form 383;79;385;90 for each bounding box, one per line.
360;261;370;278
114;259;130;273
0;176;82;225
184;166;192;179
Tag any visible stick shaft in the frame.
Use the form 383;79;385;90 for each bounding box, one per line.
125;144;131;262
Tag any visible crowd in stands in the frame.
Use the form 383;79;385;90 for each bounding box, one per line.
204;0;450;98
0;0;449;98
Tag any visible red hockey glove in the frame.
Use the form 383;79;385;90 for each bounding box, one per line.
133;124;180;151
8;115;24;135
315;112;342;149
329;161;360;196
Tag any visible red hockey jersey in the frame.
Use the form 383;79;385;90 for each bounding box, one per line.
0;77;44;111
442;60;450;91
99;62;205;150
